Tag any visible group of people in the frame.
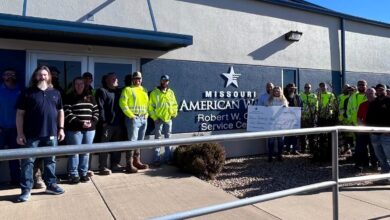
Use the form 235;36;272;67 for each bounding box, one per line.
257;81;390;176
0;66;178;202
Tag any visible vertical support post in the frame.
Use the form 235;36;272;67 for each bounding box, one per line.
340;18;346;89
332;130;339;220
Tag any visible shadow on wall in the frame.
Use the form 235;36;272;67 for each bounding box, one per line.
179;0;341;74
248;34;292;60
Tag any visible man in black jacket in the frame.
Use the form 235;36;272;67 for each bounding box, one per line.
366;84;390;179
95;72;126;175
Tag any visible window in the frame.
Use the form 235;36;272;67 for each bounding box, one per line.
282;69;298;89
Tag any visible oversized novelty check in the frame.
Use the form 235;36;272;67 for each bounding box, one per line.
246;106;301;132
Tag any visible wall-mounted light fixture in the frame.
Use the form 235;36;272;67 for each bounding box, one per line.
285;31;303;41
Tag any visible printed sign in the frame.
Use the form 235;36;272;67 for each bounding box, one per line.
246;106;301;132
141;58;282;133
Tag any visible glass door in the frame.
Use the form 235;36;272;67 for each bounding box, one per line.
88;57;136;88
28;53;137;89
28;53;87;90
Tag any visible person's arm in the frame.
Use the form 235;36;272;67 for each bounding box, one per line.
148;90;158;121
91;96;99;126
357;103;364;125
171;90;178;118
16;109;26;145
57;109;65;141
346;94;355;125
96;89;106;124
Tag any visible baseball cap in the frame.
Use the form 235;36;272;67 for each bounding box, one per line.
161;75;170;81
132;71;142;79
375;84;386;90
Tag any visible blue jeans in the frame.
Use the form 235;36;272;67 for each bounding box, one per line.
268;137;284;159
153;120;173;162
370;134;390;173
125;116;147;157
66;130;95;177
20;137;57;191
0;128;21;183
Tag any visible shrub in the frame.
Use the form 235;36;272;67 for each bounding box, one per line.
173;142;226;180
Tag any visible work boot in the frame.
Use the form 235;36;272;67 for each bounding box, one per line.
133;155;148;170
33;168;45;189
125;157;138;173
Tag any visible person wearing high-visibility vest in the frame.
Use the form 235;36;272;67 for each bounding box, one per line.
299;83;318;153
316;82;337;161
347;80;370;170
119;71;149;173
317;82;337;124
338;84;352;124
148;75;178;166
337;84;354;156
346;80;368;126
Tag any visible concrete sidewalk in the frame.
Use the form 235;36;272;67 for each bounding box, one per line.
1;166;389;219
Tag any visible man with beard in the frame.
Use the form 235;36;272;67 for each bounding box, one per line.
284;83;302;154
257;82;274;106
16;65;65;202
346;80;368;170
149;75;178;166
119;71;149;173
366;84;390;184
356;88;378;170
338;84;354;156
299;83;317;154
316;82;337;161
95;72;126;175
0;69;21;186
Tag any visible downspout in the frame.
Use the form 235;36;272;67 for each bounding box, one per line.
340;18;346;87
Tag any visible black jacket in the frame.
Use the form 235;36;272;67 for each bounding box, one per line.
95;87;124;126
366;96;390;128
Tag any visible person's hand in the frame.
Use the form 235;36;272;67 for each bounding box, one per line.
83;121;92;128
17;134;26;145
58;129;65;142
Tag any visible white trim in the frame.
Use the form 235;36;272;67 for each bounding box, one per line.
26;50;138;87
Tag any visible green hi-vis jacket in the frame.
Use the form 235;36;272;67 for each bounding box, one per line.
148;87;178;122
337;94;350;123
346;92;367;125
317;91;336;118
299;92;318;120
119;86;149;119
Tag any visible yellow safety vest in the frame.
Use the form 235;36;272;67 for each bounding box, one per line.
346;93;367;125
318;91;336;118
119;85;149;119
299;92;318;120
337;94;350;123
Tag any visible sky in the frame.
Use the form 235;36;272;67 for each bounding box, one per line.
307;0;390;24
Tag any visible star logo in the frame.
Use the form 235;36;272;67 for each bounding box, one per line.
221;66;241;88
